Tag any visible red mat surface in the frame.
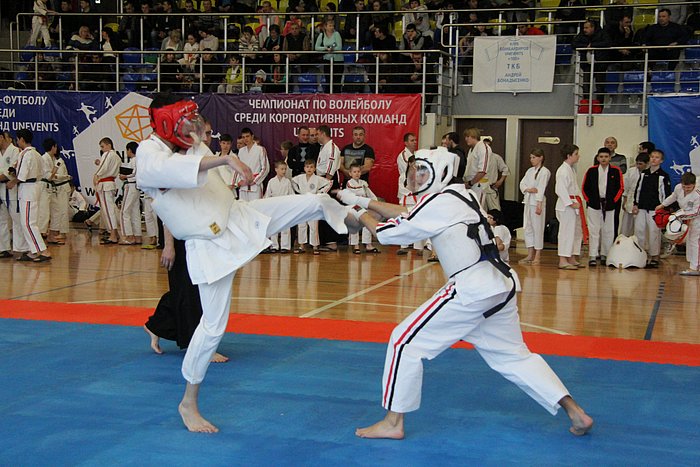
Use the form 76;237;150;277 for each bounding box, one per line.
1;299;698;366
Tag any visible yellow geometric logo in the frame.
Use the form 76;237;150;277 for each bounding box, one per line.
115;104;152;142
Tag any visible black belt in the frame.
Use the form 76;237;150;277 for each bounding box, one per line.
53;180;71;187
124;181;136;184
22;178;37;183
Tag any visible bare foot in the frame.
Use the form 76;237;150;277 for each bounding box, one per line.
210;352;229;363
143;325;163;354
560;395;594;436
356;412;405;439
178;401;219;433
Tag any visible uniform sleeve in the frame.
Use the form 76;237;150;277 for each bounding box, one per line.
136;139;204;190
661;185;679;207
253;146;270;187
555;167;573;207
291;174;302;194
317;176;331;193
497;154;509;176
676;191;700;221
519;168;530;196
535;168;550;203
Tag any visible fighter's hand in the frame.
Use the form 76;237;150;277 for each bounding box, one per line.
227;155;254;185
335;189;361;206
571;202;580;209
160;244;176;271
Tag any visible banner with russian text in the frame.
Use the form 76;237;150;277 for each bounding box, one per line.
472;36;556;93
196;93;421;203
649;95;700;188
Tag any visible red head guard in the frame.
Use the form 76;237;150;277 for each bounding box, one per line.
653;208;672;229
149;100;203;149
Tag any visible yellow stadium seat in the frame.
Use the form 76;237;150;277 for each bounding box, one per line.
633;13;656;31
488;18;506;35
539;0;560;9
104;23;119;33
394;20;404;38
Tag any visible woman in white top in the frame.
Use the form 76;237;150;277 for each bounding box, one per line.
519;148;551;264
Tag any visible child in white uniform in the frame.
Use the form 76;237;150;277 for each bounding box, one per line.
119;142;141;245
346;162;378;254
487;208;511;263
518;148;550;264
657;172;700;275
292;159;331;255
264;160;295;252
555;144;584;270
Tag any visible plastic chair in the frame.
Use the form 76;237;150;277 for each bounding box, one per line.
633;13;656;31
297;73;318;93
680;70;700;92
621;71;645;93
650;71;676;93
555;43;573;65
604;70;620;94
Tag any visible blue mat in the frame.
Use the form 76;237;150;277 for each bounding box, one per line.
0;319;698;466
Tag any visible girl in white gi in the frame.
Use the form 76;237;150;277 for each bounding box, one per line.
656;172;700;276
12;129;51;262
46;142;71;244
346;162;379;254
236;128;269;201
119;142;141;245
27;0;53;47
487;208;511;263
337;147;593;439
94;137;121;244
264;160;295;252
555;144;584;270
519;148;550;265
136;96;354;433
292;159;331;255
397;132;426;255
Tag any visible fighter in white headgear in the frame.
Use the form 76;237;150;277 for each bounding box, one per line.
337;146;594;440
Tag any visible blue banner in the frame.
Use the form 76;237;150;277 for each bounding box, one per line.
648;95;700;188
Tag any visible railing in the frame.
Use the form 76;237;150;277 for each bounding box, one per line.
574;43;700;126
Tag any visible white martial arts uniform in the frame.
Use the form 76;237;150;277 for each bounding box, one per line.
464;140;490;204
374;184;568;414
48;156;71;234
555;161;583;258
396;147;425;251
519;165;550;251
661;185;700;270
136;135;349;385
482;151;509;211
27;0;51;47
120;158;141;238
620;165;641;237
236;143;269;201
38;151;53;234
346;178;377;246
264;175;295;250
316;139;341;182
0;143;22;253
492;224;511;263
215;151;240;199
292;173;331;247
16;146;46;254
94;149;121;233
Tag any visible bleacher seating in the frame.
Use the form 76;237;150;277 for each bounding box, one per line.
650;71;676;93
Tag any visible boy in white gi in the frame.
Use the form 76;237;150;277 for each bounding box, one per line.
346;162;379;254
0;131;23;258
94;137;121;244
292;159;331;255
656;172;700;276
46;140;71;244
137;96;354;433
337;147;593;439
10;129;51;262
555;144;584;270
119;142;141;245
236;127;269;201
38;139;55;236
214;134;239;198
518;148;550;265
27;0;53;47
620;153;649;236
463;127;490;205
397;132;425;255
582;147;624;267
487;208;511;263
264;160;295;252
482;136;510;211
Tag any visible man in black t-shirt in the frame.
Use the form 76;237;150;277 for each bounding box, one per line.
340;126;375;182
288;126;317;177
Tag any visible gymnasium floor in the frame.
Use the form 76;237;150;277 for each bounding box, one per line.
1;230;699;465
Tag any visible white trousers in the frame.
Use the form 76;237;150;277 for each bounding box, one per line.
556;208;582;257
381;283;569;414
349;227;373;246
38;183;51;234
120;183;141;237
238;188;263;201
297;220;319;246
685;221;700;270
49;188;70;234
586;207;615;258
142;196;158;237
96;189;119;232
270;229;291;250
482;186;501;211
181;194;349;384
634;209;661;256
0;200;11;251
28;17;51;47
7;200;29;252
523;203;546;250
19;200;46;254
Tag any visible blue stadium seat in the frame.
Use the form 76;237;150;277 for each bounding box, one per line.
621;71;645;93
20;45;37;62
684;46;700;67
604;70;620;94
680;71;700;92
650;71;676;93
297;73;318;93
555;43;572;65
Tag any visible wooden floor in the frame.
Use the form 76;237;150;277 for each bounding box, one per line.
2;229;698;344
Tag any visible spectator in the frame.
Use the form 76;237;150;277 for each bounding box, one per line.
603;0;632;27
239;25;260;68
249;69;267;92
399;23;432;58
340;126;375;182
197;49;225;91
267;53;287;92
79;0;100;37
288;126;315;176
196;0;222;35
643;8;689;70
99;27;122;65
67;25;97;51
344;0;373;46
315;19;344;91
182;0;199;36
369;0;394;39
199;28;219;51
137;0;158;49
371;24;397;52
118;1;138;47
402;0;430;35
555;0;585;42
261;24;284;68
282;22;310;72
180;32;200;69
154;0;180;45
571;20;610;101
161;29;184;52
517;23;545;36
604;14;638;71
160;49;184;91
51;0;80;46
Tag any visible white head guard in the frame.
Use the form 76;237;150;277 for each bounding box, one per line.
664;214;689;244
606;234;648;269
407;147;457;196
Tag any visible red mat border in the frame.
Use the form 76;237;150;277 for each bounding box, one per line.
1;299;699;366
